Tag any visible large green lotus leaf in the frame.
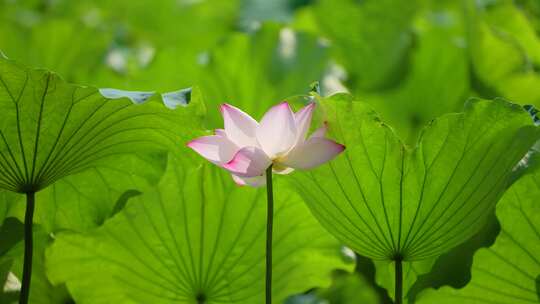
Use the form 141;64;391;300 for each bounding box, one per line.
33;152;168;233
289;94;539;299
0;151;168;234
406;211;500;302
46;155;353;304
0;56;204;193
0;155;169;303
0;222;71;304
469;2;540;107
310;0;415;91
198;23;329;126
416;163;540;303
0;153;168;302
359;6;469;143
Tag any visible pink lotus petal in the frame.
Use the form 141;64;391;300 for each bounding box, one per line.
310;122;327;139
220;103;259;147
281;137;345;170
256;101;297;158
294;103;316;145
187;135;238;165
223;146;271;177
231;174;266;187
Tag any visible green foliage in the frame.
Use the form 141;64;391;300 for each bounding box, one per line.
1;0;540;302
32;152;168;233
360;7;470;142
407;211;500;302
289;94;539;299
0;191;22;224
0;56;202;193
0;0;237;89
416;163;540;303
311;0;415;91
198;24;328;126
0;223;72;304
46;156;353;303
469;1;540;107
0;217;25;303
316;271;384;304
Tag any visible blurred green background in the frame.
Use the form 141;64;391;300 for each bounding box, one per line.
1;0;539;303
2;0;539;143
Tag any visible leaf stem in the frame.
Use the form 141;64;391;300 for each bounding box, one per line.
395;258;403;304
20;191;35;304
265;166;274;304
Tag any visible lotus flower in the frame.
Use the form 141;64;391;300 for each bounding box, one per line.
187;102;345;186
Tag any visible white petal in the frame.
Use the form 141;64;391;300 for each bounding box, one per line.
223;146;271;177
310;123;327;139
231;174;266;187
220;104;259;147
282;137;345;169
187;135;238;165
294;103;315;145
256;101;297;158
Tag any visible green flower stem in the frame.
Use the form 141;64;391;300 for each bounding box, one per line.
20;191;35;304
265;166;274;304
395;258;403;304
